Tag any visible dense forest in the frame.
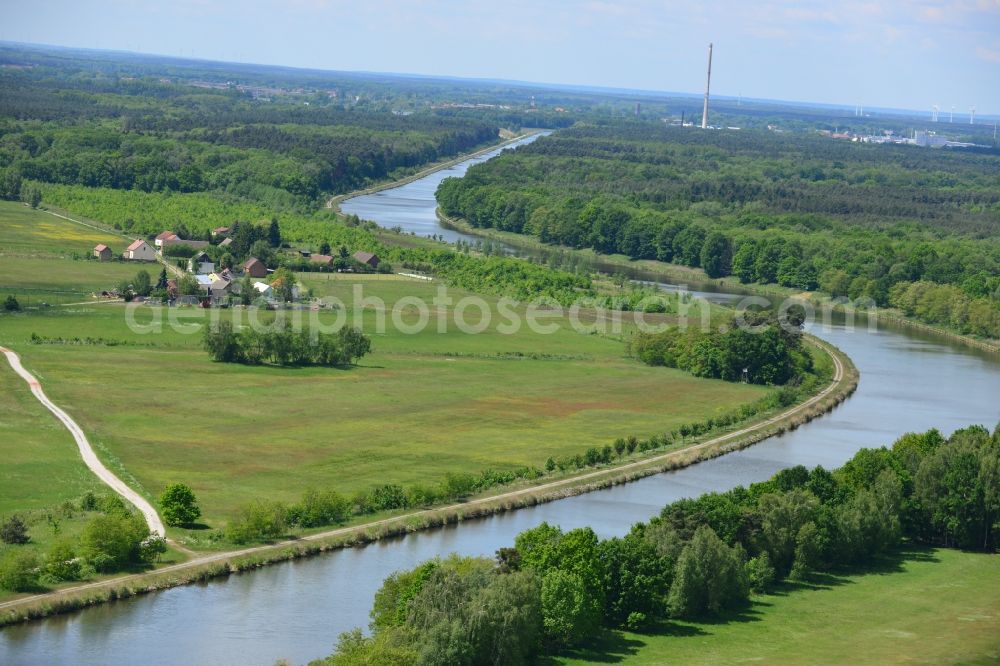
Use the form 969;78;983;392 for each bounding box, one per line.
437;125;1000;337
0;47;602;306
0;71;499;209
317;422;1000;665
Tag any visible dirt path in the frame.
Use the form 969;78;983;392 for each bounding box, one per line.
0;338;846;614
0;346;165;536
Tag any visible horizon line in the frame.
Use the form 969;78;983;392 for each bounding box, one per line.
1;39;997;120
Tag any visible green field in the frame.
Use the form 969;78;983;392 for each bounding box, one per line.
0;202;772;540
0;353;102;515
0;201;126;256
558;547;1000;665
0;201;142;305
1;298;766;528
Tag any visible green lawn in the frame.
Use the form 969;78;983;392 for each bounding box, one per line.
558;547;1000;665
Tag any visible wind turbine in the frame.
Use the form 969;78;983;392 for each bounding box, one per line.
970;106;976;125
950;106;955;123
932;105;939;122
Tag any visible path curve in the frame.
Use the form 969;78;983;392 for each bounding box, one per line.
0;346;165;536
0;337;846;615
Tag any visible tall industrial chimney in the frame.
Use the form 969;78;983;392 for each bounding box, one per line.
701;43;713;129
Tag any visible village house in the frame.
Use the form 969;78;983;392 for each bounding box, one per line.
189;251;215;275
211;226;231;238
252;281;273;299
93;244;112;261
352;250;380;269
123;239;156;261
210;272;239;294
195;274;231;303
243;257;268;278
309;254;334;267
218;237;234;249
154;231;177;248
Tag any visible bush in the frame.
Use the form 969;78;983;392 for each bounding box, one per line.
745;552;776;593
441;472;478;499
625;611;648;632
0;515;30;544
290;489;351;528
0;550;39;592
80;491;99;511
3;295;21;312
226;500;288;544
45;540;82;582
79;513;150;572
366;484;409;512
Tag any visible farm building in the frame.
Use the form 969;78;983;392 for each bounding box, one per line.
154;231;177;248
93;244;112;261
123;239;156;261
243;257;268;278
352;251;380;268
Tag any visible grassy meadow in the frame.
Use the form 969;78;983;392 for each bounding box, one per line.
558;547;1000;666
0;202;770;541
0;201;140;305
1;295;767;530
0;352;103;515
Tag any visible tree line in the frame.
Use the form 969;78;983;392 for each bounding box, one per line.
435;125;1000;337
316;422;1000;665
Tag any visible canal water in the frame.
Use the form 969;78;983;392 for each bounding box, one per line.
3;138;999;666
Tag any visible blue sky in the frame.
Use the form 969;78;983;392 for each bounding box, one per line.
5;0;1000;115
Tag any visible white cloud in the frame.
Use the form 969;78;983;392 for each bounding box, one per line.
976;45;1000;62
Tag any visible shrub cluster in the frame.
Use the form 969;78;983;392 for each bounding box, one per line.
0;493;165;593
203;320;371;367
224;466;546;544
628;312;813;385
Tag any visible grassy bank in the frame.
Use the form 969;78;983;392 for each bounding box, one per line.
558;546;1000;665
